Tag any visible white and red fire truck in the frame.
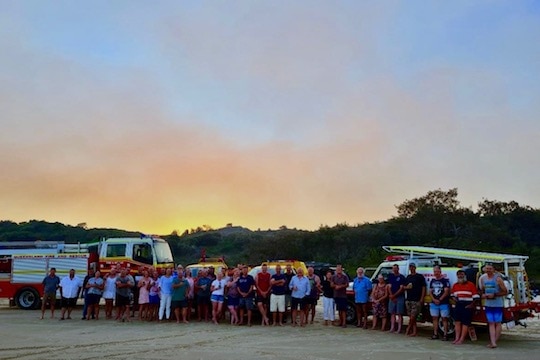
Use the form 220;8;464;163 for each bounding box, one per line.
0;236;174;309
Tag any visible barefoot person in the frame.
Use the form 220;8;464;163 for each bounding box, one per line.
59;269;83;320
331;264;350;328
85;270;104;320
40;267;60;319
270;265;287;326
479;263;508;349
404;263;426;337
451;270;480;345
289;267;310;327
353;267;372;328
429;265;450;340
387;264;406;333
371;274;388;330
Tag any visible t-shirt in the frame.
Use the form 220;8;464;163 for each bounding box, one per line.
322;279;333;298
405;273;426;302
284;272;294;295
172;278;189;301
211;278;227;296
237;274;255;297
451;281;479;303
197;277;212;297
116;275;135;298
331;273;349;298
42;275;60;294
387;273;406;297
271;273;286;295
307;275;320;299
353;276;373;303
87;277;104;296
430;277;450;304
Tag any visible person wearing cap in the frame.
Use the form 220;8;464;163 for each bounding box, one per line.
404;262;426;337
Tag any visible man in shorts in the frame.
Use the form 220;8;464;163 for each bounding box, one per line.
270;264;287;326
479;263;508;348
429;265;450;340
59;269;83;320
404;263;426;337
387;264;406;333
41;267;60;319
289;267;310;327
237;265;255;326
256;264;271;326
451;270;479;345
172;268;189;324
331;264;350;328
283;264;294;323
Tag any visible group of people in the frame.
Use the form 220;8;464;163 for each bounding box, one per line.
349;262;507;349
40;261;508;348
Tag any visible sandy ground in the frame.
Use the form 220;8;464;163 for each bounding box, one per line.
1;301;540;360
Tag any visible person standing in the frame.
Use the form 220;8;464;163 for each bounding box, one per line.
256;264;271;326
237;265;256;326
196;269;212;322
115;268;135;322
371;274;388;331
353;267;372;328
387;264;406;333
102;269;117;319
321;270;335;326
289;267;311;327
451;270;480;345
59;268;83;320
210;271;227;324
331;264;350;328
226;268;241;325
404;263;426;337
137;269;151;321
283;264;294;323
479;263;508;349
429;265;451;340
85;270;104;320
305;267;321;325
81;268;95;320
172;268;189;324
270;264;287;326
158;267;174;321
40;267;60;319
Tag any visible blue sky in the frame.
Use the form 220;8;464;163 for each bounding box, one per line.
1;1;539;233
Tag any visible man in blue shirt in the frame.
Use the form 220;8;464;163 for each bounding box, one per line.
270;264;287;326
353;267;372;328
387;264;406;333
289;267;310;327
41;267;60;319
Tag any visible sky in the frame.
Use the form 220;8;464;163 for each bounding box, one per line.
1;1;539;234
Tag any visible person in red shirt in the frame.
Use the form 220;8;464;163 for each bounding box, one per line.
451;270;480;345
256;264;272;326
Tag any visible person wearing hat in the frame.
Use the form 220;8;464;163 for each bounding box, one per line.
404;262;426;337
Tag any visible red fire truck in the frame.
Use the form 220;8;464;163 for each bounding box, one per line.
0;236;175;309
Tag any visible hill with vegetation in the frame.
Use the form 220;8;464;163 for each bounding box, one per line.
1;188;539;280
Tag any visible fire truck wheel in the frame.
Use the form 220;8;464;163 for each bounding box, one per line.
346;300;357;324
438;315;456;336
15;287;40;310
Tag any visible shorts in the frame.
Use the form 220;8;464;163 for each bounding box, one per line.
485;306;503;323
334;297;348;312
388;297;405;315
43;292;57;303
211;294;224;303
149;294;160;305
238;297;255;310
406;300;422;317
116;294;130;307
61;297;77;308
429;303;450;317
270;294;285;312
305;297;318;306
172;300;187;309
256;295;270;305
87;294;101;305
291;297;306;310
454;302;474;326
227;297;239;307
197;295;211;305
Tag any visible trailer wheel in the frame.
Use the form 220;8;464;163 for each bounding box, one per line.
15;287;40;310
438;316;455;336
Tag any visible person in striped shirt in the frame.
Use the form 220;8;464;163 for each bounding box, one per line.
451;270;480;345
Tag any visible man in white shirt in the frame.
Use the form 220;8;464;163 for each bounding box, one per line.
59;269;83;320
